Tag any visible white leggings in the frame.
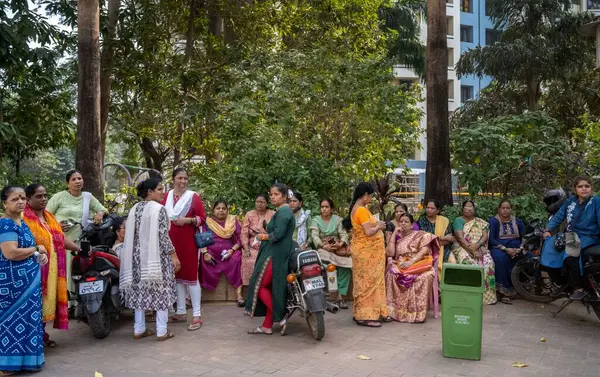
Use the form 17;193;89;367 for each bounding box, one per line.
134;309;168;337
176;281;201;317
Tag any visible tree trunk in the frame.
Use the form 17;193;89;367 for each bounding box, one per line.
425;0;452;206
99;0;121;163
139;137;164;172
76;0;104;200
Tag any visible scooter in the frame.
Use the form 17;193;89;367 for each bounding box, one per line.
70;215;123;339
511;190;600;320
282;243;339;340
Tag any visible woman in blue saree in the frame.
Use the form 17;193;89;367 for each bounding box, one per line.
544;176;600;300
0;186;47;375
488;199;525;304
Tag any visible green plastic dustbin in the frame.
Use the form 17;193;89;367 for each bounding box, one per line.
440;263;485;361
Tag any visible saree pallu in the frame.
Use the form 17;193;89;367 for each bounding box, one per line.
385;231;438;323
0;219;44;372
23;205;69;330
350;207;388;321
451;218;497;305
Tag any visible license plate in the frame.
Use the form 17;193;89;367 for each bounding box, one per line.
79;280;104;295
303;276;325;291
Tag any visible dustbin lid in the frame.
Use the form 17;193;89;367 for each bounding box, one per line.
440;263;485;292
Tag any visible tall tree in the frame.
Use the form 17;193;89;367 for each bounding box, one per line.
76;0;104;199
456;0;594;111
425;0;452;206
100;0;122;163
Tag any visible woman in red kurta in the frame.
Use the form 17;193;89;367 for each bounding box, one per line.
162;168;206;331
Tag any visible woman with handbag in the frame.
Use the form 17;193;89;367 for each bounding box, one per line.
544;176;600;300
385;213;439;323
162;168;206;331
200;200;244;305
309;198;352;309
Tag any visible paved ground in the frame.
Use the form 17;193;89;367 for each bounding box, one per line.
28;298;600;377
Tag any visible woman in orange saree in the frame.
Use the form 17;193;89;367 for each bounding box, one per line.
23;184;81;347
386;214;439;323
343;182;390;328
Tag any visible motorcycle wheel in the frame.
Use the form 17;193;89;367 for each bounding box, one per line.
591;302;600;321
306;311;325;341
511;261;555;303
87;306;111;339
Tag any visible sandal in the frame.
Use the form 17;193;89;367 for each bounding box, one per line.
248;326;273;335
237;299;246;307
44;339;58;348
187;317;203;331
380;316;393;323
157;331;175;341
356;320;382;328
169;314;186;322
337;300;349;309
500;297;513;305
133;329;155;340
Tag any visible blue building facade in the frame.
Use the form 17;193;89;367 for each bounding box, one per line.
458;0;494;103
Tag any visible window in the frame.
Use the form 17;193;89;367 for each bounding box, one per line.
448;48;454;68
460;25;473;43
447;16;454;36
461;85;474;102
485;29;501;45
589;0;600;10
460;0;472;13
448;80;455;100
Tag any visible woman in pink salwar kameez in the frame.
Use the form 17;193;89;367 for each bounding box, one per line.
241;194;275;304
200;200;244;305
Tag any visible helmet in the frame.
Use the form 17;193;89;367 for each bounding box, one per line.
544;188;566;215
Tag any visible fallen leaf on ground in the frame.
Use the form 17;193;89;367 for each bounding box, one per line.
512;362;528;368
540;337;547;342
358;355;372;360
95;372;103;377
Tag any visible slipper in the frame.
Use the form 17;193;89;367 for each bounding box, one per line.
237;299;246;307
133;329;155;340
248;326;273;335
500;297;513;305
169;314;186;323
337;300;349;309
157;331;175;341
356;320;382;328
380;316;393;323
44;339;58;348
187;318;203;331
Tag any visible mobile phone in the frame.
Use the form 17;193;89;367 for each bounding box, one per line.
386;222;395;232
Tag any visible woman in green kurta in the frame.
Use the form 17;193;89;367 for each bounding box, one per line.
46;170;107;304
245;183;295;335
310;198;351;309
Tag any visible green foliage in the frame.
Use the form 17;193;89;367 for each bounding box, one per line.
0;1;75;167
441;195;548;225
452;111;570;196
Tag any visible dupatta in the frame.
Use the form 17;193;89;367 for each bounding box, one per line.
206;215;237;239
22;204;69;330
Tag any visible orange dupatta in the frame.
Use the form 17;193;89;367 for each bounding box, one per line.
23;204;69;330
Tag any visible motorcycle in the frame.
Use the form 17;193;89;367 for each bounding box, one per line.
70;215;123;339
511;190;600;320
282;243;339;340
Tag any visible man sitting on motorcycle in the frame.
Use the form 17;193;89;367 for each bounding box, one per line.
544;176;600;300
